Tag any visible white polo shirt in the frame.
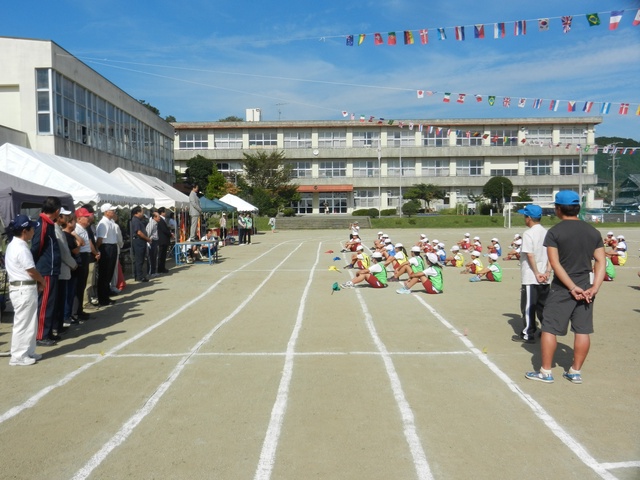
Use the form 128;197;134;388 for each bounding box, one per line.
5;237;35;282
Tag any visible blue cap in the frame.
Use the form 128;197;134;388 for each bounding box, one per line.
10;214;39;230
554;190;581;205
517;204;543;218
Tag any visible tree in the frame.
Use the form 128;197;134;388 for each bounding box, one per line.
514;189;533;202
219;115;243;122
205;164;228;199
138;99;161;116
403;183;446;211
401;199;421;217
241;150;299;214
483;176;513;209
185;155;214;191
165;115;176;123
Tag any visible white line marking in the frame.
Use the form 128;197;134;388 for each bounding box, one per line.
411;294;618;480
351;286;434;479
65;351;473;359
72;243;305;480
0;241;291;425
254;243;321;480
599;461;640;469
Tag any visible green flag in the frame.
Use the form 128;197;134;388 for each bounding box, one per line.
586;13;601;26
488;96;496;106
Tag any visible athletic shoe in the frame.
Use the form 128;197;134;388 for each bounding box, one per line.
343;265;353;269
340;282;354;289
90;297;99;306
9;356;36;366
396;287;411;295
29;353;43;361
469;275;481;282
63;319;71;328
387;277;400;282
562;371;583;384
511;335;535;344
525;371;554;383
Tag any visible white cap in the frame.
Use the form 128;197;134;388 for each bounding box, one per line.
489;253;499;261
420;233;426;238
382;234;389;238
426;252;439;264
472;250;481;257
395;243;403;248
451;245;460;251
437;243;445;248
384;239;392;244
60;207;72;215
473;236;480;240
377;231;384;235
607;231;614;236
372;252;383;259
100;203;116;213
356;245;364;251
514;233;521;238
464;232;470;237
491;237;499;242
411;246;421;252
432;239;439;244
617;235;625;239
474;241;481;246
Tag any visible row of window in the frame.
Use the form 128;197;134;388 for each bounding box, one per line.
178;127;587;150
287;158;579;178
36;69;173;173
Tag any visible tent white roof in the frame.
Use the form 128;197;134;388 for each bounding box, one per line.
219;193;258;212
110;167;189;209
0;143;154;207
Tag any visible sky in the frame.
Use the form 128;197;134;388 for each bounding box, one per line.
6;0;640;140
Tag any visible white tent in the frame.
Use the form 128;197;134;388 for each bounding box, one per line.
0;143;153;207
110;167;189;209
219;193;259;212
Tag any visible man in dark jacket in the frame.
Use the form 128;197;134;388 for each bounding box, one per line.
156;207;172;273
30;196;62;346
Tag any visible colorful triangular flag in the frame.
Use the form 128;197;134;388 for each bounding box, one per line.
633;9;640;26
488;96;496;106
358;34;366;45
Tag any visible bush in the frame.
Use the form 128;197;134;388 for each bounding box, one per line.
367;208;380;217
401;199;421;217
438;208;457;215
479;204;493;215
282;208;296;217
351;209;370;216
381;208;397;216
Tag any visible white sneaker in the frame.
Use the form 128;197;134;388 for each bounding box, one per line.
341;282;354;289
29;353;43;361
396;287;411;294
9;356;36;366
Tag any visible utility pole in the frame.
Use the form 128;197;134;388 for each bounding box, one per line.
610;142;621;207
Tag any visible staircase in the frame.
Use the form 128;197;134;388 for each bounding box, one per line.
274;216;372;230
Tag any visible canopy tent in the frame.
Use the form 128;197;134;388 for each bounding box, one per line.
199;197;237;213
0;171;74;227
219;193;258;212
0;143;153;207
110;167;189;209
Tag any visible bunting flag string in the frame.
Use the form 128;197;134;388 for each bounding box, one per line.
344;9;639;46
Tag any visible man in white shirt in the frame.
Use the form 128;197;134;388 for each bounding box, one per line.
95;203;119;306
513;204;550;344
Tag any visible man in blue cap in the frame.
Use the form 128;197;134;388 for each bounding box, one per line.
513;204;550;344
525;191;605;385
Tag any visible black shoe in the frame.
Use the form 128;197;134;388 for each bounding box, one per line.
37;338;56;346
138;278;149;283
77;312;91;320
511;334;535;344
99;299;116;306
58;326;69;333
49;334;62;341
159;269;169;274
69;317;81;325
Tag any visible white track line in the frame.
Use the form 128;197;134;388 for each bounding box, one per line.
72;243;305;480
254;243;321;480
0;241;293;425
411;294;618;480
65;351;472;358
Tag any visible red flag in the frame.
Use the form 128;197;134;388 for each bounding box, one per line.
374;33;383;45
388;32;397;45
619;103;629;115
419;29;428;44
457;94;466;104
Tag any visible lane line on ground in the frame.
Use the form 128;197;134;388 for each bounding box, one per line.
254;242;321;480
412;294;618;480
65;351;473;358
0;240;296;426
72;243;306;480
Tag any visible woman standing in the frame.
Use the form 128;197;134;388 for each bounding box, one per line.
5;214;45;366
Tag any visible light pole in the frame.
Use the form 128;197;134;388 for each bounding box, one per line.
610;142;621;207
398;142;403;217
377;144;382;218
578;145;583;203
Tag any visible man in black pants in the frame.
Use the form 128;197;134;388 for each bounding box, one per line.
156;207;172;273
130;206;150;282
95;204;119;306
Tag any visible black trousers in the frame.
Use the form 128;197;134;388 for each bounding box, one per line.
132;239;147;280
158;243;169;272
75;252;91;314
98;244;118;304
148;239;158;275
519;284;550;340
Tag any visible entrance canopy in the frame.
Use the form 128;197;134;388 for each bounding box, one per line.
0;143;153;207
219;193;258;212
110;167;189;209
200;197;237;213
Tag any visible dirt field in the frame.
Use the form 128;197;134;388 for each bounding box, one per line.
0;226;638;480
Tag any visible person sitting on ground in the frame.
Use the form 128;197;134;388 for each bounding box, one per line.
457;232;471;250
488;238;502;257
380;239;396;260
603;231;617;250
606;242;627;266
421;237;434;254
386;243;409;281
504;238;523;260
435;242;447;263
468;236;482;253
392;246;425;281
341;251;387;289
603;256;616;281
415;233;428;248
445;245;464;267
341;235;362;253
396;252;443;295
372;231;385;250
462;250;483;274
345;244;368;269
470;253;503;282
353;249;371;270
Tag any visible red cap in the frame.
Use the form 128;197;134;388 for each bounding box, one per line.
75;207;92;217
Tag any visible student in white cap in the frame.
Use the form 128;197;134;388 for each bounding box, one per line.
386;243;408;280
445;245;464;267
504;238;523;261
457;232;471;250
341;252;387;289
470;253;503;282
397;252;443;294
462;250;483;274
603;231;617;250
392;246;425;281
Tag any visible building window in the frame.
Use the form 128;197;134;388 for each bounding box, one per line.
387;130;415;147
291;193;313;214
386;188;400;208
559;127;587;145
284;130;311;149
352;160;379;178
319;193;348;213
422;127;450;146
354;189;379;208
490;128;518;146
525;158;552;176
525;128;552;146
318;130;346;148
352;131;380;147
421;159;450;177
387;159;415;177
490;169;517;176
290;161;312;178
559;158;580;175
179;132;208;149
319;161;346;178
213;132;242;149
35;69;52;134
528;187;554;203
248;131;277;147
456;159;484;176
456;129;484;146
